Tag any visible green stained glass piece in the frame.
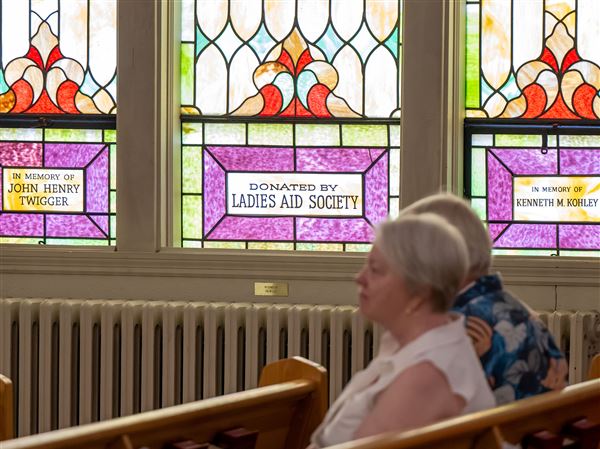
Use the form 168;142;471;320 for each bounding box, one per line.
104;130;116;143
346;243;372;252
295;124;340;146
471;147;486;196
183;240;203;248
181;43;195;105
0;128;42;141
110;145;117;190
205;123;245;144
248;123;293;145
481;77;494;105
342;125;387;146
559;135;600;147
248;242;294;250
296;243;344;252
196;26;210;57
491;249;556;256
45;129;102;142
465;3;480;108
0;238;41;244
204;241;246;249
46;239;107;246
384;27;399;58
110;191;116;213
183;195;203;239
182;146;202;193
315;24;345;62
0;69;9;94
496;134;542;147
472;134;493;146
548;135;557;147
248;23;276;62
182;122;203;145
110;215;116;239
500;72;521;101
560;251;600;257
471;198;486;220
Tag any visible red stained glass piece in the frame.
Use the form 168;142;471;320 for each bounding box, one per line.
11;80;34;113
27;90;63;114
561;48;580;73
295;98;313;117
57;80;79;114
277;50;295;74
25;46;44;69
296;50;314;74
307;84;332;118
572;83;598;119
46;46;63;69
280;98;296;116
540;93;579;119
540;48;559;72
258;85;283;115
521;84;546;118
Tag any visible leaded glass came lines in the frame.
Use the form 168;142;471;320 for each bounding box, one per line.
0;0;117;114
181;0;401;118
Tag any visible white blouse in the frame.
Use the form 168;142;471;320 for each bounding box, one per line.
311;314;495;447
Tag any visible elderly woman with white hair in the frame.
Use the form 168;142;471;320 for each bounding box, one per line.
401;193;567;405
309;213;495;448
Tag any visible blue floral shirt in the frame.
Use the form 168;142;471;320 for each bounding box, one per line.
452;274;568;404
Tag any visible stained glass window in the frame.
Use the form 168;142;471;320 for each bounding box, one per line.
465;0;600;119
0;1;116;245
180;0;402;250
0;1;116;115
0;127;116;245
465;0;599;256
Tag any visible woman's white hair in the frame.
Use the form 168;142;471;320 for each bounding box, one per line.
400;193;492;280
376;213;469;312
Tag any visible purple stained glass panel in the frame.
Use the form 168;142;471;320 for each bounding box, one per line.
494;224;557;248
487;152;512;221
0;140;111;242
560;149;600;175
491;148;557;174
559;225;600;250
202;145;389;243
485;146;599;253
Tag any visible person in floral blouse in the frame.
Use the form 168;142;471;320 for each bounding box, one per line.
401;193;568;404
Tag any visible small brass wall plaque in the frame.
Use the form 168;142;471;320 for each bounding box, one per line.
254;282;289;297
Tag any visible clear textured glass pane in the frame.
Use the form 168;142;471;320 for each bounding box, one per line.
0;128;43;141
472;134;493;146
204;123;245;144
345;243;372;252
295;124;340;146
471;198;487;220
471;147;486;196
560;135;600;147
183;240;204;248
182;123;203;145
204;241;246;249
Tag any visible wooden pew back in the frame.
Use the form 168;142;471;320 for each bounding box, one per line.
0;373;14;441
324;379;600;449
1;357;327;449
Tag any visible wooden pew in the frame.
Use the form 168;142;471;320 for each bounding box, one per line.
589;353;600;380
0;373;14;441
324;379;600;449
1;356;327;449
